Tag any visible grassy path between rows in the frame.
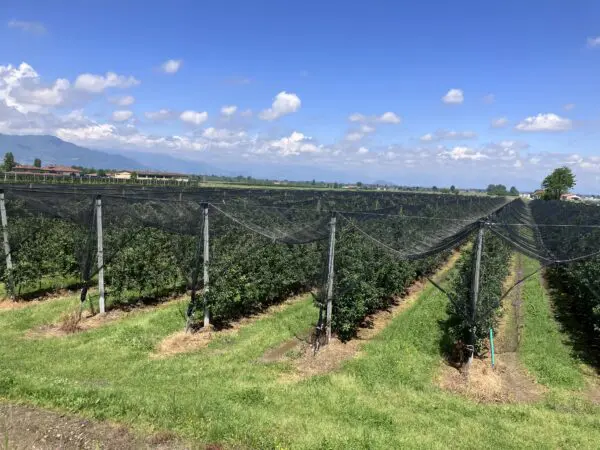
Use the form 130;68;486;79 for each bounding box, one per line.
0;256;599;448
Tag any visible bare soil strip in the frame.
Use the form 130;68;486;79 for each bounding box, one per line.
438;254;546;403
266;250;463;381
26;295;187;339
153;292;312;358
0;403;194;450
0;289;78;311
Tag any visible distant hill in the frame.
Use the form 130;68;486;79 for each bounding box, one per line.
99;148;232;176
0;134;145;170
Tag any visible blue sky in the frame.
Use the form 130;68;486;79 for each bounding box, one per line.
1;0;600;191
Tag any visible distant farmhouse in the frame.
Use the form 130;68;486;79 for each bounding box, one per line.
108;170;189;182
11;164;81;177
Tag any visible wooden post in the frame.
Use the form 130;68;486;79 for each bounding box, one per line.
203;204;210;328
325;214;337;343
96;196;106;314
0;192;14;299
467;222;484;368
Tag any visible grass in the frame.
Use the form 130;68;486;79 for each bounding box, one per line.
518;257;586;390
0;260;599;448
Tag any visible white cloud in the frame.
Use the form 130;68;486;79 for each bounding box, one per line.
360;124;375;133
515;113;572;132
564;103;575;111
420;130;477;142
587;37;600;48
377;112;401;124
348;113;366;122
268;131;320;156
180;110;208;125
357;147;369;154
74;72;140;93
220;105;237;117
345;132;364;142
203;127;246;140
259;91;301;121
144;109;172;120
348;112;401;124
0;62;70;113
112;110;133;122
110;95;135;106
7;19;46;34
440;146;487;160
442;88;464;104
14;78;70;108
56;124;117;142
160;59;183;74
483;93;495;104
491;117;509;128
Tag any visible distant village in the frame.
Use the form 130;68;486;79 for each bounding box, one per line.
3;159;600;203
9;164;190;183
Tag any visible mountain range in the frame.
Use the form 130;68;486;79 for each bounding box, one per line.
0;134;227;175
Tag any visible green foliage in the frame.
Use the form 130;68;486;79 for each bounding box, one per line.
547;259;600;344
33;158;41;168
486;184;509;196
509;186;519;196
205;231;322;324
105;228;191;302
2;217;86;294
2;152;16;172
542;166;576;200
446;229;511;354
331;226;444;341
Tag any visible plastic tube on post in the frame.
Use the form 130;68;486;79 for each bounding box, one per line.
96;196;105;314
203;204;210;328
0;192;14;299
467;223;484;368
490;328;495;369
325;214;337;344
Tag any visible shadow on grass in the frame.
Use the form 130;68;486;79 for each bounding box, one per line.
107;283;188;311
189;286;315;332
544;270;600;373
15;280;87;301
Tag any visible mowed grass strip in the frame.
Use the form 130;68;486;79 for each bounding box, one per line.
0;262;598;448
518;257;585;390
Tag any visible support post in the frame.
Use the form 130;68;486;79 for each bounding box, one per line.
467;222;484;368
0;192;14;299
325;214;337;343
203;204;210;328
96;196;105;314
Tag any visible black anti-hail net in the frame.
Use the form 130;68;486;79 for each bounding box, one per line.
2;184;599;328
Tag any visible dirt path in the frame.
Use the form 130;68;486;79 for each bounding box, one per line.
439;253;546;403
495;254;524;354
0;403;195;450
264;250;463;381
26;295;187;339
153;292;312;358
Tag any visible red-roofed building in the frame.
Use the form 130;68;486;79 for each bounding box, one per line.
12;164;81;176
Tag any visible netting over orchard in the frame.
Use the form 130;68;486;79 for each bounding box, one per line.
2;184;600;334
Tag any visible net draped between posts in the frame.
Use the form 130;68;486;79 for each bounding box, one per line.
1;185;600;334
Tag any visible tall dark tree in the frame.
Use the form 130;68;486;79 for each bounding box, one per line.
2;152;16;172
542;167;576;200
33;158;42;168
509;186;519;196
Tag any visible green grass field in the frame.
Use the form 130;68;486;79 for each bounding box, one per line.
0;257;598;448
